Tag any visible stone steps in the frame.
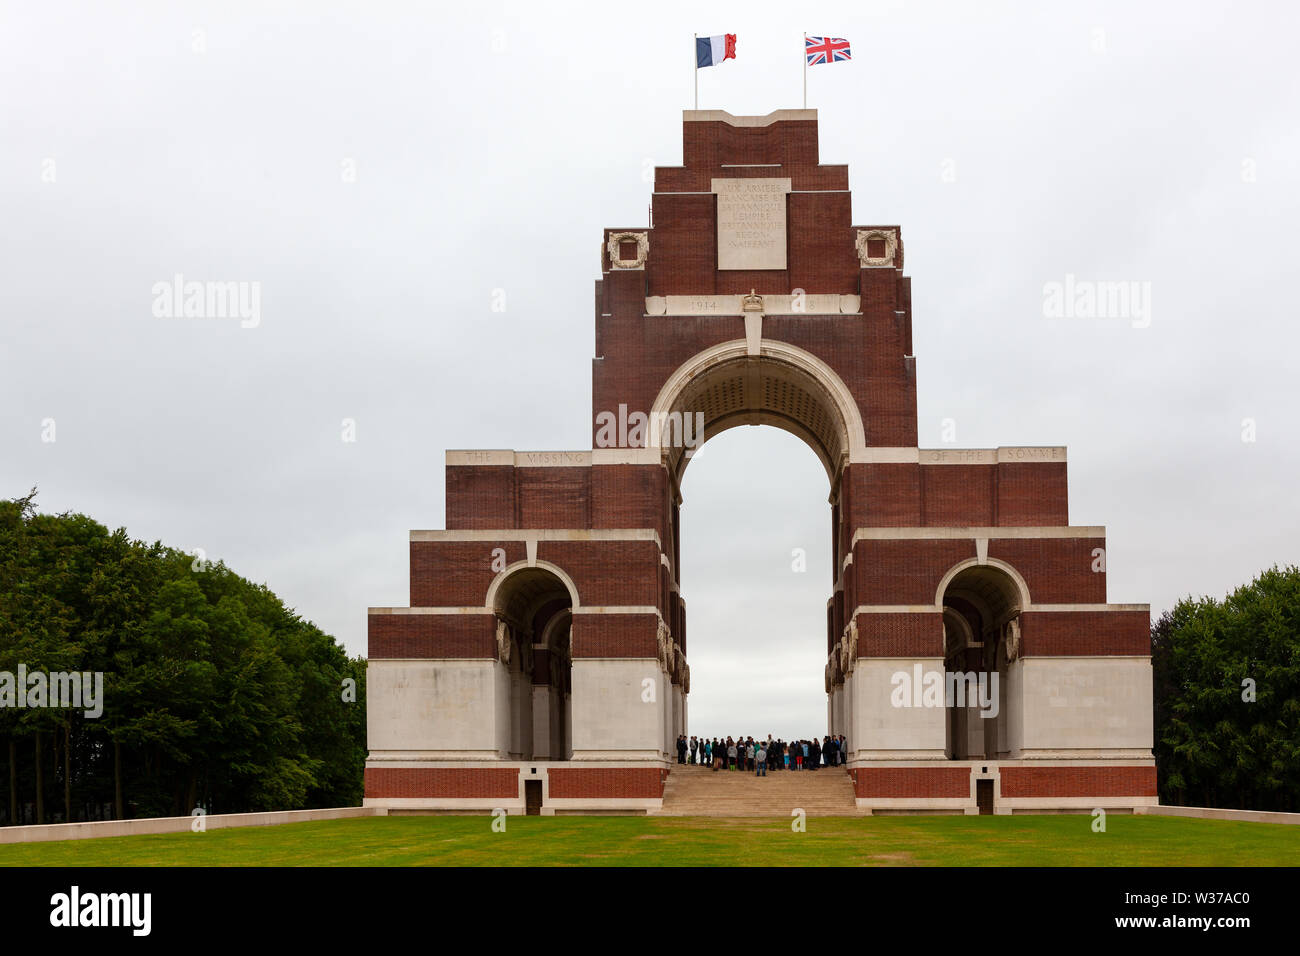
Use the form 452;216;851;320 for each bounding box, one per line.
655;764;862;816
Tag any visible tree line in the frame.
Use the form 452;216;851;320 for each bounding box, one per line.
1152;564;1300;812
0;490;365;825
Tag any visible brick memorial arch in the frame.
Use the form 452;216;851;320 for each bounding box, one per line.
364;110;1156;814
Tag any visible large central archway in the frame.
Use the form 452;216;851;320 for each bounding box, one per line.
647;339;867;751
647;339;868;489
677;425;833;746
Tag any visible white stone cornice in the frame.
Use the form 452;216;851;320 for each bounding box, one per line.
368;606;494;615
410;529;662;546
446;449;515;466
591;447;660;466
849;605;941;615
682;109;817;126
850;526;1104;546
571;606;662;616
1024;604;1150;613
851;447;919;463
446;449;594;468
646;293;861;316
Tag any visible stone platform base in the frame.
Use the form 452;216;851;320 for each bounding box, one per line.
363;757;1158;815
849;758;1158;814
362;760;669;815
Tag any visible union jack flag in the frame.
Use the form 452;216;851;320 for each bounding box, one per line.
805;36;851;66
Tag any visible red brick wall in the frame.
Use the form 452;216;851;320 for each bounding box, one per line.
364;767;519;799
411;540;525;607
852;766;970;798
999;765;1157;798
368;613;496;659
849;464;920;527
989;537;1106;604
446;465;515;529
854;611;943;658
590;465;666;537
409;538;665;612
996;462;1068;526
547;767;664;799
645;194;720;294
853;539;976;606
515;467;590;528
570;612;658;659
921;465;995;526
680;119;824;173
1020;610;1150;656
537;539;661;607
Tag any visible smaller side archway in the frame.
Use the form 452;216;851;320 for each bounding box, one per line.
938;562;1026;761
486;563;577;760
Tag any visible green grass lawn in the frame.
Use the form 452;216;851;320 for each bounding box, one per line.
1;813;1297;866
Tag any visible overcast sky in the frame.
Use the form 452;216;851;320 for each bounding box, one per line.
3;1;1297;739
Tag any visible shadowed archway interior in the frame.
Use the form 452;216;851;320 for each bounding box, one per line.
491;566;573;761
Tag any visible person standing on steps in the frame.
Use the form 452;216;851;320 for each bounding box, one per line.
756;743;767;777
727;738;738;771
689;735;697;765
745;739;755;772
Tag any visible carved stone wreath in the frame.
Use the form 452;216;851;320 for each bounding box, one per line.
841;620;858;674
607;231;649;270
495;620;511;666
1005;618;1021;662
855;228;898;268
655;622;670;670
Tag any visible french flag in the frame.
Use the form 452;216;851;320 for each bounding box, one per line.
696;34;736;68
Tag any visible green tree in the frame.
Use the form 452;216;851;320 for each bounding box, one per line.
0;492;367;823
1153;565;1300;812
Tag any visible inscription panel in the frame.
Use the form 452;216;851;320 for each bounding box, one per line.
649;294;861;316
711;178;792;270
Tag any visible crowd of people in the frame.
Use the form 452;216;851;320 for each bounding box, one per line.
674;735;848;775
